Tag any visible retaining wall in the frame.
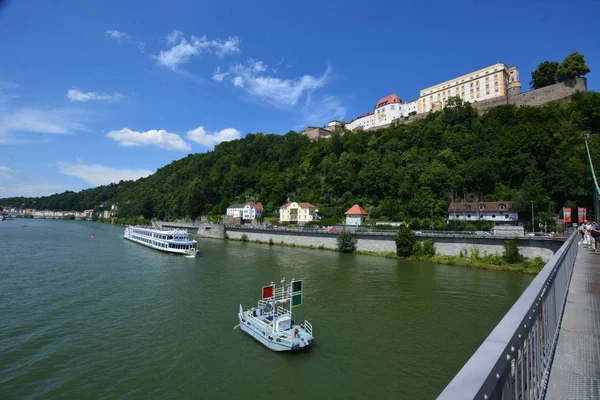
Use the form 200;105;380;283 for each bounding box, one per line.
226;229;557;261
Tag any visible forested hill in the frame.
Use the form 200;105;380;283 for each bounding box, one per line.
3;92;600;229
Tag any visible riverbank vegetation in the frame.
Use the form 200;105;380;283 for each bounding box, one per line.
2;91;600;229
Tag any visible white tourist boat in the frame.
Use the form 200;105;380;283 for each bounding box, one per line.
123;226;199;257
238;278;313;351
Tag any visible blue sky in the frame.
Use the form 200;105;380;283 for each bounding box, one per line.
0;0;598;198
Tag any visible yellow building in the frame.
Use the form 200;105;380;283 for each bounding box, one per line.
418;63;521;114
279;202;317;225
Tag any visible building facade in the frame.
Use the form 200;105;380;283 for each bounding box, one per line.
418;63;520;114
226;202;264;221
344;62;522;131
345;204;369;226
279;202;317;225
447;202;518;222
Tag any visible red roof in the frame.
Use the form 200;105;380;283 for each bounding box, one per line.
375;94;401;109
345;204;368;215
280;202;317;209
248;202;264;211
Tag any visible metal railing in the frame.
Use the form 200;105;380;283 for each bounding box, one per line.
437;232;578;400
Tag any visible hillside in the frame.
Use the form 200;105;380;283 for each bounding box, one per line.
3;92;600;230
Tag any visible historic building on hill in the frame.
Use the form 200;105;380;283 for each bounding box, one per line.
344;62;523;132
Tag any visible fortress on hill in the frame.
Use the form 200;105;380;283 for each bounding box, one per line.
302;62;588;140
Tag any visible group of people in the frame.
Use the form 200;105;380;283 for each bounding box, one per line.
578;220;600;251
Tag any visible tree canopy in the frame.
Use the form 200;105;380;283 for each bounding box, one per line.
530;52;591;89
530;61;559;90
2;91;600;230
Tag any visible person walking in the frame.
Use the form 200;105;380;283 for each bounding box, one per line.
591;221;600;252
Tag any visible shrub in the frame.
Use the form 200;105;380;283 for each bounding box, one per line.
395;226;416;257
412;242;424;259
241;233;248;242
470;246;481;260
318;245;325;250
337;229;357;253
503;237;523;264
422;239;436;257
268;238;274;246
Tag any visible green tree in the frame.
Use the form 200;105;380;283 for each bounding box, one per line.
336;229;357;253
530;61;559;89
556;52;591;82
395;226;416;257
502;237;523;264
422;239;436;257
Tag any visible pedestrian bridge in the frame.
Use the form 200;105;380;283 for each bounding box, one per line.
438;140;600;399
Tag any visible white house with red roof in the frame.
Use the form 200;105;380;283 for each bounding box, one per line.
227;202;264;221
345;204;369;226
346;94;418;131
279;201;317;225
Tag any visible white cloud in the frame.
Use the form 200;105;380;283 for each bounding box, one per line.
212;67;229;82
67;89;123;102
0;107;89;139
212;37;241;58
0;166;17;178
155;30;240;70
104;30;131;41
215;60;346;127
107;128;191;152
0;183;69;198
0;81;92;144
223;59;330;108
187;126;241;148
104;30;146;53
59;161;153;186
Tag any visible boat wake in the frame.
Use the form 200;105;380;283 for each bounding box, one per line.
233;324;239;331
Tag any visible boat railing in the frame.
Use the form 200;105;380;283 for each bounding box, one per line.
303;320;313;336
276;306;291;317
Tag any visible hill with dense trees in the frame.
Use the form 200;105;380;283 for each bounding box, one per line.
3;91;600;230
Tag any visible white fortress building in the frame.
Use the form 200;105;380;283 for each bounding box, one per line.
343;62;521;131
419;62;520;113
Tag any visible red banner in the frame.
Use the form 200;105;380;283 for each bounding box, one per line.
563;208;572;223
578;207;587;223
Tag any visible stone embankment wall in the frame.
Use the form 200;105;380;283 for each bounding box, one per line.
226;229;556;261
197;223;225;239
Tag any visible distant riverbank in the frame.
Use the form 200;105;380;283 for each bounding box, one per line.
223;235;545;274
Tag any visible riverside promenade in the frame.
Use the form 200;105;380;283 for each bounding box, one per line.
546;245;600;399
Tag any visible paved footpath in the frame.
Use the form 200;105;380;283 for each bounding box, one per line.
546;245;600;399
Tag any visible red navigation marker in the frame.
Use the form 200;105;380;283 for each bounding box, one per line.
262;285;273;299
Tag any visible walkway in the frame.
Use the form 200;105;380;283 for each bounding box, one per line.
546;245;600;399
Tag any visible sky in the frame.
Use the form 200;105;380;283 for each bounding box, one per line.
0;0;599;198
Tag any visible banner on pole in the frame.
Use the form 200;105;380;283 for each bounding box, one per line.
578;207;587;223
563;208;572;223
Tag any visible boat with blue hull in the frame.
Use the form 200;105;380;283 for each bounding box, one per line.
238;278;313;351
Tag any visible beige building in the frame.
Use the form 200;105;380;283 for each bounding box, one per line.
418;63;521;113
279;202;317;225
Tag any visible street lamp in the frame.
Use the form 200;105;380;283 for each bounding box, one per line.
531;201;535;234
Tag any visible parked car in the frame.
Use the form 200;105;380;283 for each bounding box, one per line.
329;227;340;233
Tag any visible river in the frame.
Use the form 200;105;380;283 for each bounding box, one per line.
0;219;533;399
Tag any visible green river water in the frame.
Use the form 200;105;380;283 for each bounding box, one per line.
0;219;533;399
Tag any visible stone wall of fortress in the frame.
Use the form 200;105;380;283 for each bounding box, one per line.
364;78;587;131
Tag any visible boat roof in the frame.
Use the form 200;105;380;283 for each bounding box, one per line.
128;226;190;235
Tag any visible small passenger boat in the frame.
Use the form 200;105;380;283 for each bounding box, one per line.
238;278;313;351
123;225;199;256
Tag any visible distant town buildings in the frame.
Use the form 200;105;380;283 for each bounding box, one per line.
345;204;369;226
447;202;518;222
226;202;264;221
279;202;318;225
